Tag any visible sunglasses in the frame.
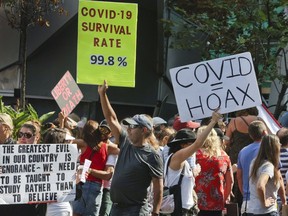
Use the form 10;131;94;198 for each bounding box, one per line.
128;124;141;129
18;132;34;139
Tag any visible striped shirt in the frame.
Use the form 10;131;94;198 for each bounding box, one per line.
278;147;288;203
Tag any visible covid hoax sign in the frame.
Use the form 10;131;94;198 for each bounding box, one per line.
0;144;78;204
170;52;261;121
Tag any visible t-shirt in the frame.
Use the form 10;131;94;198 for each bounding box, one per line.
248;160;279;214
237;141;261;200
103;154;117;189
278;147;288;203
46;202;72;216
110;131;163;205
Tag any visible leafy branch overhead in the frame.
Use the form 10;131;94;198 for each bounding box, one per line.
166;0;288;85
1;0;67;28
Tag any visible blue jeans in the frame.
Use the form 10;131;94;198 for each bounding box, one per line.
99;188;112;216
72;181;103;216
110;202;149;216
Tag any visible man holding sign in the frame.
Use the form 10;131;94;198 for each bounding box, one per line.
98;80;163;216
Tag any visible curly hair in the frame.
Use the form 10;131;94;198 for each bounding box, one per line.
197;126;222;157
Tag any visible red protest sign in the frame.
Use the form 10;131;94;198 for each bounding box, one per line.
51;71;83;115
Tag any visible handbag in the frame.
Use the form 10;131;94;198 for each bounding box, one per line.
160;154;185;215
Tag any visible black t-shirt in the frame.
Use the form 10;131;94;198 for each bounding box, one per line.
110;131;163;205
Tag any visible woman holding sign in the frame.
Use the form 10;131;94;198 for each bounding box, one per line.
0;120;41;216
72;119;119;216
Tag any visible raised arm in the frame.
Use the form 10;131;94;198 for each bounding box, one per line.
170;110;222;170
98;80;122;144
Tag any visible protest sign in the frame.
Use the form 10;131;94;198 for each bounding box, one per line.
170;52;262;121
0;144;78;204
51;71;83;115
77;0;138;87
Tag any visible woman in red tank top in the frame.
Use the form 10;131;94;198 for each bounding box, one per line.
72;120;118;216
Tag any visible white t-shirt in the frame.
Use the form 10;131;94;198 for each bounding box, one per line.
247;160;279;214
46;202;72;216
103;154;117;189
164;154;195;210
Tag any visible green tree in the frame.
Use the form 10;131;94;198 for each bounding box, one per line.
0;0;66;110
165;0;288;118
0;96;55;139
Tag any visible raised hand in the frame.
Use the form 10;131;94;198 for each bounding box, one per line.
211;108;222;123
98;80;108;95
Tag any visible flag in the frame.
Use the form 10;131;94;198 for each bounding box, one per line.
257;104;281;134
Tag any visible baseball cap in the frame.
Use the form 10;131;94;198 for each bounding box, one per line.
173;116;200;131
0;113;14;130
99;119;111;132
122;114;153;130
214;128;229;141
153;117;167;126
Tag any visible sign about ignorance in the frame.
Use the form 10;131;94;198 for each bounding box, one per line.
170;52;262;121
0;144;78;204
77;0;138;87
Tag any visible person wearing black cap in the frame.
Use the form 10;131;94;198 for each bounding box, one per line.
98;80;163;216
164;110;222;216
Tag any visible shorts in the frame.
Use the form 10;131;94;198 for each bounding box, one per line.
72;181;103;216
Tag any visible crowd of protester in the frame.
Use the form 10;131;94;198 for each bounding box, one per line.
0;80;288;216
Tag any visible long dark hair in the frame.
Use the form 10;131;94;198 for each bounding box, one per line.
43;128;67;144
250;134;280;185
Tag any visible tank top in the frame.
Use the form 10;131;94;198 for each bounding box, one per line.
228;117;253;164
165;155;195;210
80;143;108;183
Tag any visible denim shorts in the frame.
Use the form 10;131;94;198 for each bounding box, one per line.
72;181;103;216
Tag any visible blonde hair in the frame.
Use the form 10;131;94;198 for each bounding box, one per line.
197;126;222;157
147;133;160;150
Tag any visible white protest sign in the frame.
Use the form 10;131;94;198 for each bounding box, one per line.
170;52;262;121
0;144;78;204
80;159;91;183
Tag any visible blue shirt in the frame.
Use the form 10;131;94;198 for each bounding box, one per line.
237;141;260;200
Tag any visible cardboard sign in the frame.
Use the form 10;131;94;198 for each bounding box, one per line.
170;52;262;121
0;144;78;204
77;0;138;87
51;71;83;115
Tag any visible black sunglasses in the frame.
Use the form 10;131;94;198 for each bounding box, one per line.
128;124;141;129
18;132;34;139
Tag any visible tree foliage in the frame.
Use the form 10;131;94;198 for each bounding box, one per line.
1;0;66;28
0;0;67;109
165;0;288;117
0;96;55;139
